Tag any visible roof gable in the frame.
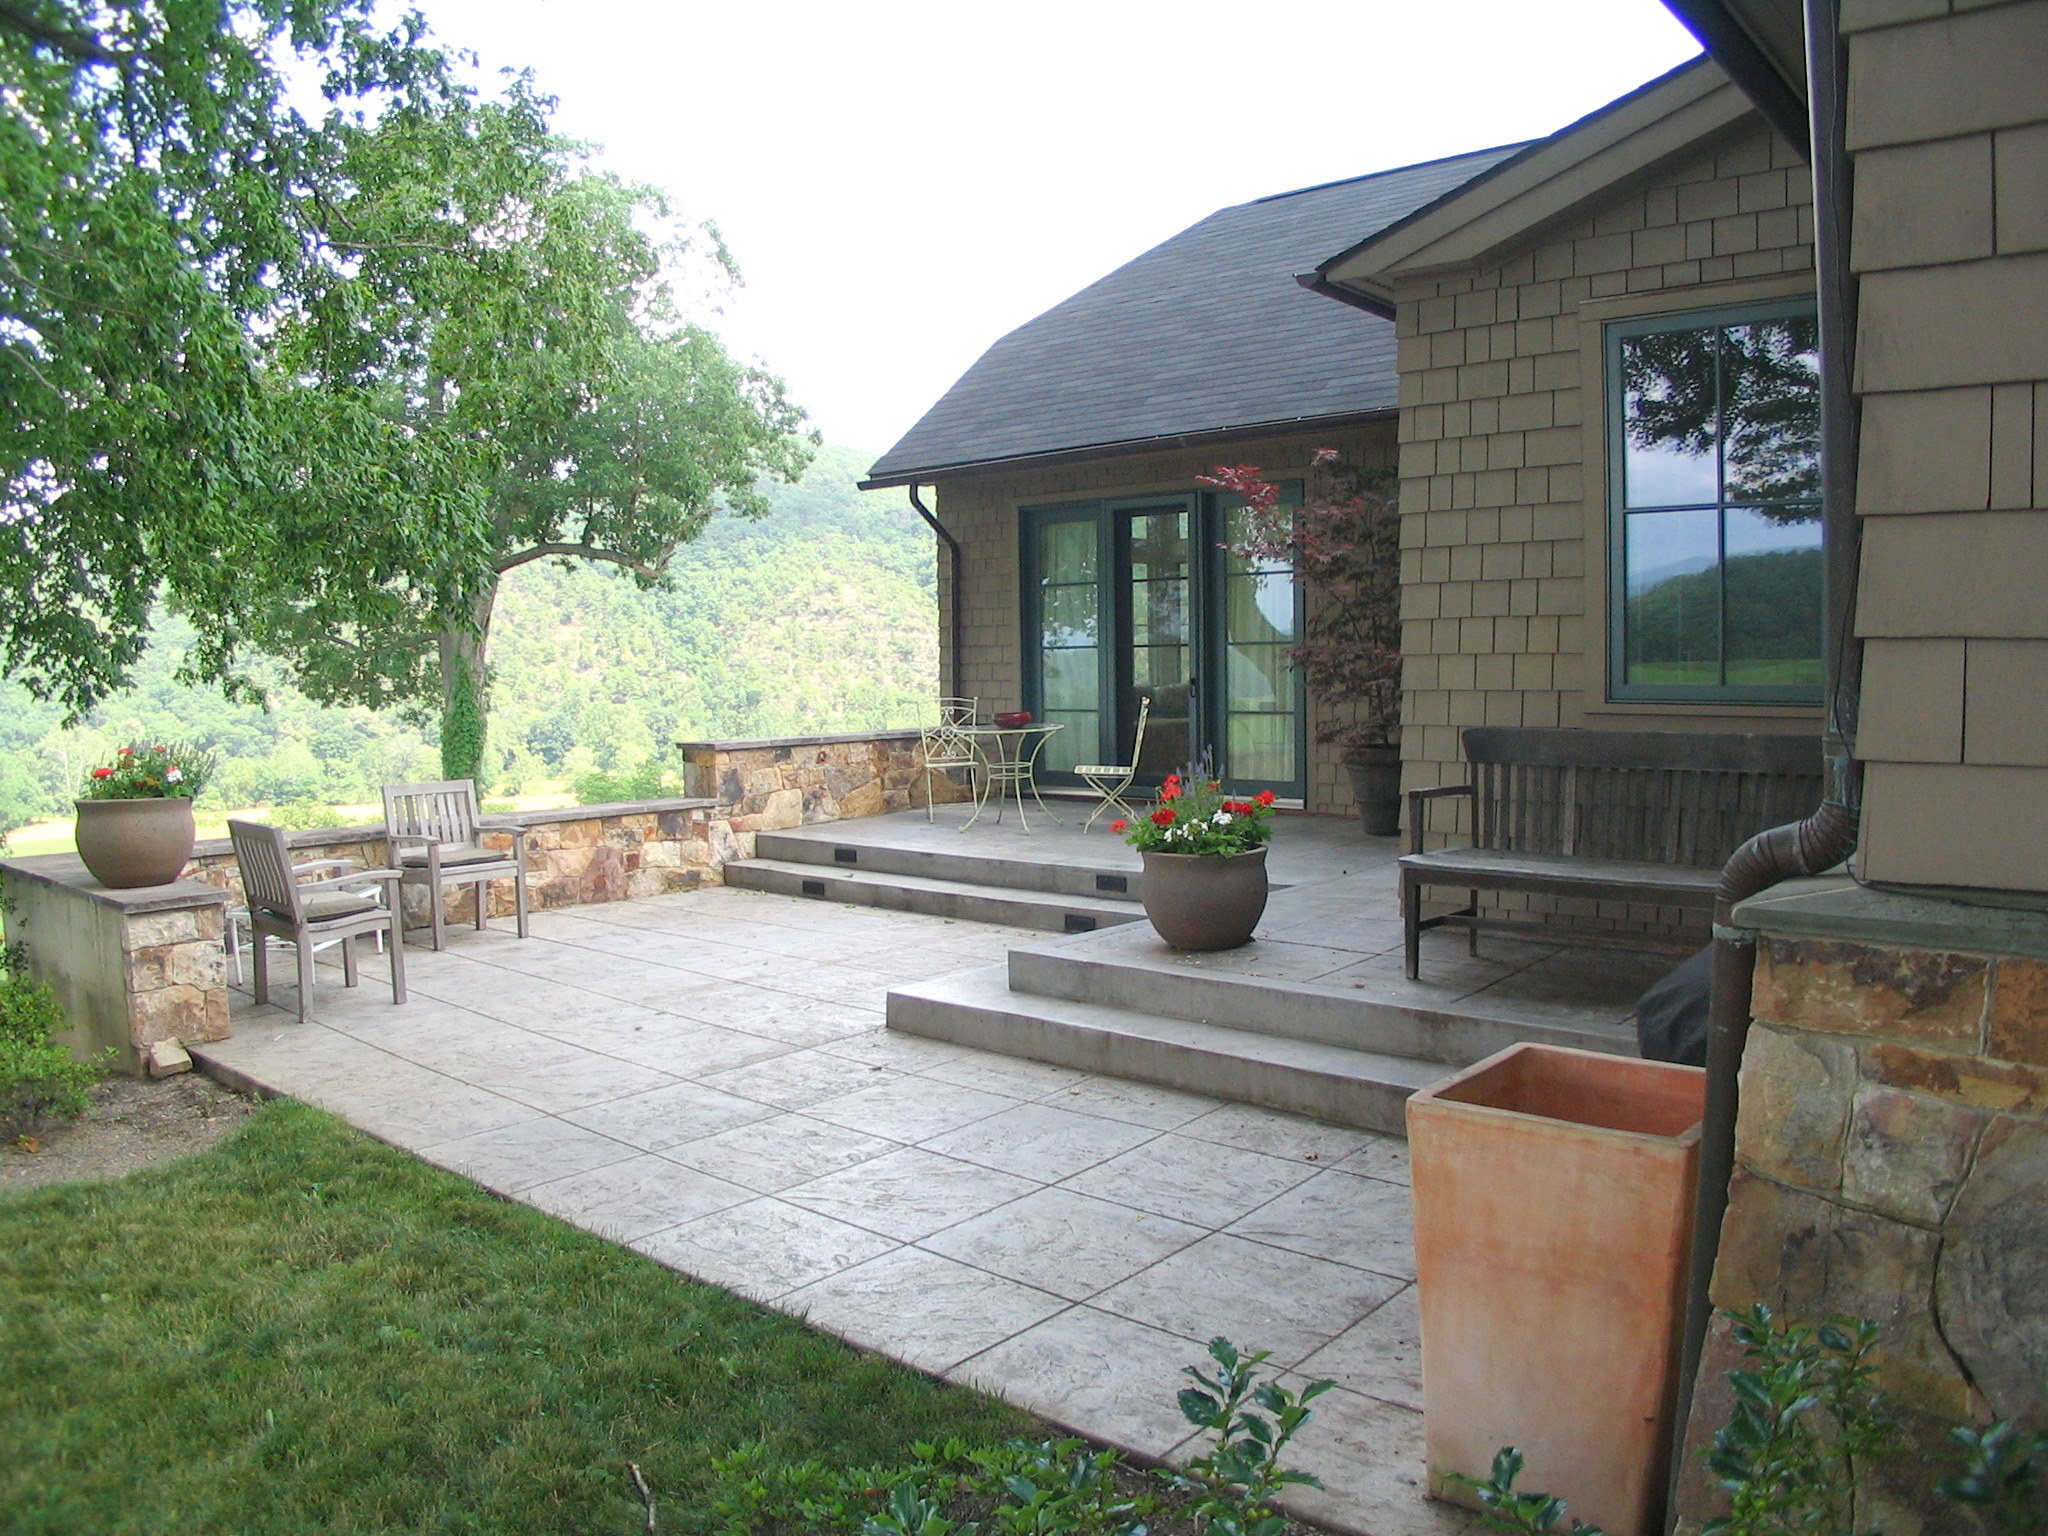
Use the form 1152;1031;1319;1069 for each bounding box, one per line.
863;145;1525;487
1315;58;1766;308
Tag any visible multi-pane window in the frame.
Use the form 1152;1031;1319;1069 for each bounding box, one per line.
1607;302;1823;702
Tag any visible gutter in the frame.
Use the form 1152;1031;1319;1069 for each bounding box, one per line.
1295;272;1394;319
1668;0;1862;1514
906;484;967;702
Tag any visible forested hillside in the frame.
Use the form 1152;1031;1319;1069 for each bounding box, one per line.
0;446;937;834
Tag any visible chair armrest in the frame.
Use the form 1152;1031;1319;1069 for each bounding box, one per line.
387;831;435;846
1406;783;1475;856
290;858;359;879
298;869;402;894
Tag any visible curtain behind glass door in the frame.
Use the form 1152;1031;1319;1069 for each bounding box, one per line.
1218;503;1301;788
1126;508;1191;775
1034;517;1100;774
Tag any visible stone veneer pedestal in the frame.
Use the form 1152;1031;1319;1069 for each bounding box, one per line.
0;854;229;1075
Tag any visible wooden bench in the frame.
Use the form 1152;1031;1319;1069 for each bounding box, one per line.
1400;727;1823;978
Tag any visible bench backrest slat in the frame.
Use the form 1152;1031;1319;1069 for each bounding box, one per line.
1458;727;1823;869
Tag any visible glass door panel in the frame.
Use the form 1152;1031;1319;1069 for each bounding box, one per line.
1034;516;1100;774
1216;505;1301;790
1124;507;1191;775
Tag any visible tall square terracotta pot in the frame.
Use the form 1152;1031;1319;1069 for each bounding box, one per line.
1407;1042;1705;1536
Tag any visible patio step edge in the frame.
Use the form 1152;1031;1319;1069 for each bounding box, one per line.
752;827;1140;901
723;859;1146;933
887;965;1448;1135
1005;936;1637;1067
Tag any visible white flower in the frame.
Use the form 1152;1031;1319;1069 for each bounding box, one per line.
165;766;183;782
1212;811;1232;826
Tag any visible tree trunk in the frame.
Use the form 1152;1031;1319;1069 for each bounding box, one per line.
437;585;497;785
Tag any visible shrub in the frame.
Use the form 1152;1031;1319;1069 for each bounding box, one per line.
0;950;107;1142
573;760;676;806
260;799;346;831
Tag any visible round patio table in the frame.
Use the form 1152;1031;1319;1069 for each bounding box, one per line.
958;723;1065;832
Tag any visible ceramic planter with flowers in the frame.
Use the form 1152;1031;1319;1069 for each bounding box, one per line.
73;743;217;889
1116;767;1277;950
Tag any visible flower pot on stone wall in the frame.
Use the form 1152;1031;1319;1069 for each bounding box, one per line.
73;797;198;889
1407;1042;1706;1536
1139;847;1269;951
1346;745;1403;837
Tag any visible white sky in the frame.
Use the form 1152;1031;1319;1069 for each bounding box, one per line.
409;0;1703;459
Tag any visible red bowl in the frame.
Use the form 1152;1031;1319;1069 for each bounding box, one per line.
992;710;1033;728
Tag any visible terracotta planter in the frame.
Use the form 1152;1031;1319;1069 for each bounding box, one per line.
1407;1043;1706;1536
73;797;198;889
1139;847;1269;950
1346;746;1403;837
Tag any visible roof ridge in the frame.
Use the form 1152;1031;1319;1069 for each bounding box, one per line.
1246;141;1540;206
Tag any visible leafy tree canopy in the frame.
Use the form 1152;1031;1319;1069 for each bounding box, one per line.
0;0;453;715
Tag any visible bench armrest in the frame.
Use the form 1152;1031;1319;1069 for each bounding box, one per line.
290;858;358;879
1406;783;1475;856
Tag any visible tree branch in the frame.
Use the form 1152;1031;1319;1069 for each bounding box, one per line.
494;542;665;580
0;2;134;72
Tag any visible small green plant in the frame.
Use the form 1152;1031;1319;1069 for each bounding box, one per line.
1174;1336;1333;1536
261;799;344;831
1940;1414;2048;1536
1450;1447;1603;1536
0;945;109;1142
1704;1304;1894;1536
78;742;217;801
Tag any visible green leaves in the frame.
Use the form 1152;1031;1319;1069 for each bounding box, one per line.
1938;1415;2047;1536
1447;1445;1603;1536
1176;1336;1333;1534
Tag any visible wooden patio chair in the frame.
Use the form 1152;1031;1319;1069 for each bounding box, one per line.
381;780;532;951
918;697;981;822
1075;695;1150;831
227;819;406;1024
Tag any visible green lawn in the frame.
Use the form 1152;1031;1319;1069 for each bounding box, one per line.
0;1103;1035;1534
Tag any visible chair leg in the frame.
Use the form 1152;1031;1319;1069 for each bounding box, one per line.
474;878;488;931
430;885;445;952
342;935;359;988
1403;874;1423;981
924;766;936;822
225;917;241;987
514;869;529;939
251;932;269;1006
295;938;316;1024
387;915;408;1004
1468;889;1480;958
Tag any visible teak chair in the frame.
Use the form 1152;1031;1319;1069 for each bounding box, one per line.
918;697;981;822
228;819;406;1023
1075;695;1151;831
381;780;531;951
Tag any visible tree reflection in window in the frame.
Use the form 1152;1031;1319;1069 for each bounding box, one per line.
1612;308;1822;698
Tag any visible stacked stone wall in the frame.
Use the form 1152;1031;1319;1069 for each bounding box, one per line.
1675;928;2048;1531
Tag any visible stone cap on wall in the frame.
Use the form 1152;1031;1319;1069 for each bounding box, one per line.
0;851;229;914
1734;875;2048;963
675;729;924;753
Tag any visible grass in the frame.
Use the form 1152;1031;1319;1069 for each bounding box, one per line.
0;1102;1035;1535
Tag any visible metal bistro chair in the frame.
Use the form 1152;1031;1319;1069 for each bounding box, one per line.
227;820;406;1023
918;697;981;822
1075;695;1151;831
381;780;532;951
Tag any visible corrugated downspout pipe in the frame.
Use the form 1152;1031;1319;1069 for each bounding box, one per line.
906;485;966;701
1666;0;1864;1519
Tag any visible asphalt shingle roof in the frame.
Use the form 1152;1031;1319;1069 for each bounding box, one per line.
866;144;1527;485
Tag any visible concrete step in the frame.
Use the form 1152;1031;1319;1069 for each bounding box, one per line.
1004;933;1636;1068
752;828;1141;903
723;859;1147;933
888;965;1449;1134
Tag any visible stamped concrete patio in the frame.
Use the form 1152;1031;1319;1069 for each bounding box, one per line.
196;877;1471;1535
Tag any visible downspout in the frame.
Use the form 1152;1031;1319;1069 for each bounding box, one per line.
907;484;967;701
1668;0;1865;1506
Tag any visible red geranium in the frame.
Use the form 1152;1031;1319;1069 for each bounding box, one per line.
1221;799;1254;816
1255;789;1277;807
1160;773;1182;801
1110;819;1128;833
1150;807;1177;827
91;767;114;779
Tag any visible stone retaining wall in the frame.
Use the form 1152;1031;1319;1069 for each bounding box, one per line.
1674;880;2048;1533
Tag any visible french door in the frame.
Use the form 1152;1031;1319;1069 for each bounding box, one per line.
1022;492;1305;800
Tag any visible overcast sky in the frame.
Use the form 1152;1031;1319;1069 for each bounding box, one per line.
409;0;1703;460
